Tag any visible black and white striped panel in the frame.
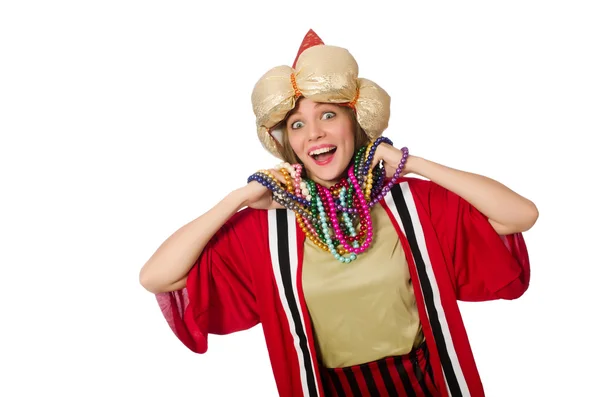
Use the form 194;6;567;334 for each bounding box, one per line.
268;208;320;397
385;183;470;397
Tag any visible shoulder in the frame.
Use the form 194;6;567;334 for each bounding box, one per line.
206;207;271;255
393;175;458;200
392;175;435;198
390;176;460;218
220;207;270;237
228;206;267;223
393;175;430;187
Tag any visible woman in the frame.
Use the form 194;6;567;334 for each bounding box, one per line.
139;30;538;397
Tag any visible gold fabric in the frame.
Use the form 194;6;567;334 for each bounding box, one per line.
251;45;391;159
301;203;424;369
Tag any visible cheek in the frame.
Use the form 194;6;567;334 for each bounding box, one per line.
288;134;305;157
340;122;355;149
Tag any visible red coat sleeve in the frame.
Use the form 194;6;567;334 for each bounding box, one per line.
411;177;531;302
155;208;264;354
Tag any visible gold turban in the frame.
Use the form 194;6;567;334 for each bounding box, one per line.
251;30;391;159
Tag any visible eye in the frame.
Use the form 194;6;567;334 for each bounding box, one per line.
322;111;336;120
291;120;304;129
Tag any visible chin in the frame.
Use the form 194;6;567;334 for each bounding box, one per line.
302;151;353;186
305;164;347;186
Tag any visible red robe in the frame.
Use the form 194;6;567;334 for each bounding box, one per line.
156;177;530;396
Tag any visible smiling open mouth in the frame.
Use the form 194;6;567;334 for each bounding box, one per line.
309;146;337;163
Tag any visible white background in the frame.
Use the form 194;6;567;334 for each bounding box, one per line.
1;1;599;396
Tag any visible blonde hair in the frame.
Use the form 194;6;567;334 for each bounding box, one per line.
278;105;371;168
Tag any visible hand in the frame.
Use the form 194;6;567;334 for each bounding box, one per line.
241;169;286;210
370;143;413;179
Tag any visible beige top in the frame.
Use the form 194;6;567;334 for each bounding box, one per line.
302;203;423;368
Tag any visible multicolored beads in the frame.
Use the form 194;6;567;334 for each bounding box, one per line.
247;137;409;263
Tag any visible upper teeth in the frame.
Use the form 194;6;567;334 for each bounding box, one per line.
309;147;335;156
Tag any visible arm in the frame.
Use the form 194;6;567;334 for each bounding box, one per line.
376;144;539;235
139;189;247;293
139;176;284;294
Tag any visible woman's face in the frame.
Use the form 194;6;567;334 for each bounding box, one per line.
285;98;355;187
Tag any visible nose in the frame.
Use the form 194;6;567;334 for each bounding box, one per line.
307;121;325;141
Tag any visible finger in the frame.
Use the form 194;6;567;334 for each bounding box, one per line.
370;151;383;170
370;158;380;170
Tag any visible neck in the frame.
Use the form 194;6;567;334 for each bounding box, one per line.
305;164;352;188
306;173;345;189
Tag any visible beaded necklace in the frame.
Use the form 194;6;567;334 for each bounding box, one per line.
248;137;409;263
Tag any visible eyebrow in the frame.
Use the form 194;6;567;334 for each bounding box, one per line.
288;103;332;119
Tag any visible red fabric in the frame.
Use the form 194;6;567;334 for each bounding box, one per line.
408;177;531;301
386;358;408;396
388;217;451;397
381;177;532;397
401;357;426;396
295;228;328;397
367;361;389;395
321;342;440;396
155;207;313;396
153;176;531;396
292;29;325;69
351;365;371;395
155;208;263;353
337;370;354;396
